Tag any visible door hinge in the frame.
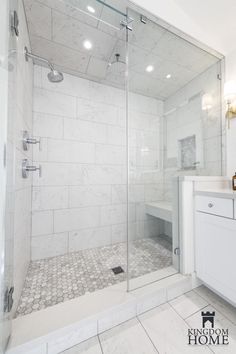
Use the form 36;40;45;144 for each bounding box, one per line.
174;247;180;256
4;286;14;313
120;19;133;31
11;10;19;37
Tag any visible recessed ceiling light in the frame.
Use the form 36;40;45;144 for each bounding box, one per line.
87;5;95;14
146;65;154;73
83;40;93;50
166;74;171;79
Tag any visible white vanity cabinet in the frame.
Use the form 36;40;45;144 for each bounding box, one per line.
195;194;236;305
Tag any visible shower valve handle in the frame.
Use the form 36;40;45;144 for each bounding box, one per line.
23;130;41;151
22;159;42;178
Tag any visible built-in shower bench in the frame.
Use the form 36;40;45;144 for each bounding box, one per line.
145;201;172;222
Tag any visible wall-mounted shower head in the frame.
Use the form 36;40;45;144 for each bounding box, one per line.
47;69;64;83
24;46;64;83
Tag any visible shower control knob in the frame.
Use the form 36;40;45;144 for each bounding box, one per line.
22;159;42;178
208;203;214;208
23;130;41;151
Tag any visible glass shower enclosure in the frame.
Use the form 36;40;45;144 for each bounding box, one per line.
0;1;224;347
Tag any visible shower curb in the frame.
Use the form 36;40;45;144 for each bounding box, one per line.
6;273;200;354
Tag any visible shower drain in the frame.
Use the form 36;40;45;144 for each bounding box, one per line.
111;266;125;275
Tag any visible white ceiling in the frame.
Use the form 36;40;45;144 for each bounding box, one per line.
132;0;236;56
174;0;236;55
23;0;220;99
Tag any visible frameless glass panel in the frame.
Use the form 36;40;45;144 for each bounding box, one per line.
15;0;129;316
0;0;17;350
57;0;131;32
127;8;222;290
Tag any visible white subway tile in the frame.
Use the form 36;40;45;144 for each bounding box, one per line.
77;98;120;126
106;125;126;146
32;210;53;236
95;144;125;165
100;204;126;226
69;226;111;251
32;186;68;211
69;185;111;207
54;207;100;233
34;88;76;117
31;233;68;260
47;139;95;163
111;223;127;244
33;112;64;139
112;185;127;204
82;165;126;185
33;163;84;186
64;119;107;144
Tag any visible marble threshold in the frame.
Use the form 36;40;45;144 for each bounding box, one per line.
6;269;201;354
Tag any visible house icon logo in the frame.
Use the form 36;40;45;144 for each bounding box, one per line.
201;311;215;328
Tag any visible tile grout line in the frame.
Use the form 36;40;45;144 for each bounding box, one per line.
169;302;215;354
193;288;236;326
136;315;160;354
97;334;105;354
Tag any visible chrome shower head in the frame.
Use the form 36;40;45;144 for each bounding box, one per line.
24;46;64;83
47;69;64;83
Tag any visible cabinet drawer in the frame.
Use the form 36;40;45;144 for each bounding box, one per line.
195;195;233;218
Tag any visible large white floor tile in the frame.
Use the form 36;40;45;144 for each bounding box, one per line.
99;318;158;354
139;303;212;353
194;286;236;325
186;305;236;353
62;337;102;354
169;290;209;319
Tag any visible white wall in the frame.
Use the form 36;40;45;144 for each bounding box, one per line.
13;0;33;313
31;65;163;260
132;0;234;55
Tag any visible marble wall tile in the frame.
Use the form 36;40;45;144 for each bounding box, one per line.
69;186;111;208
33;112;64;139
47;139;95;164
64;119;107;144
31;233;68;260
32;65;163;259
100;205;127;226
32;210;53;237
54;207;100;233
34;88;76;117
95;145;125;165
68;226;112;252
32;186;69;211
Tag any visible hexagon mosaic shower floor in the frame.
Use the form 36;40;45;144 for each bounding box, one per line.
16;236;172;317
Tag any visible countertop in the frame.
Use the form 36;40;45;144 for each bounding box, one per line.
195;188;236;199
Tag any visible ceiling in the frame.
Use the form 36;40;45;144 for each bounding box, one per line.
23;0;220;100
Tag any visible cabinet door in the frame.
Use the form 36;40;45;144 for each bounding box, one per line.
195;212;236;304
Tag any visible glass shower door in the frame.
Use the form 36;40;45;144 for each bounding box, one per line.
126;7;222;291
0;0;17;351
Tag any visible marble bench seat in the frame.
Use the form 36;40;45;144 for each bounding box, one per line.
145;201;172;223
